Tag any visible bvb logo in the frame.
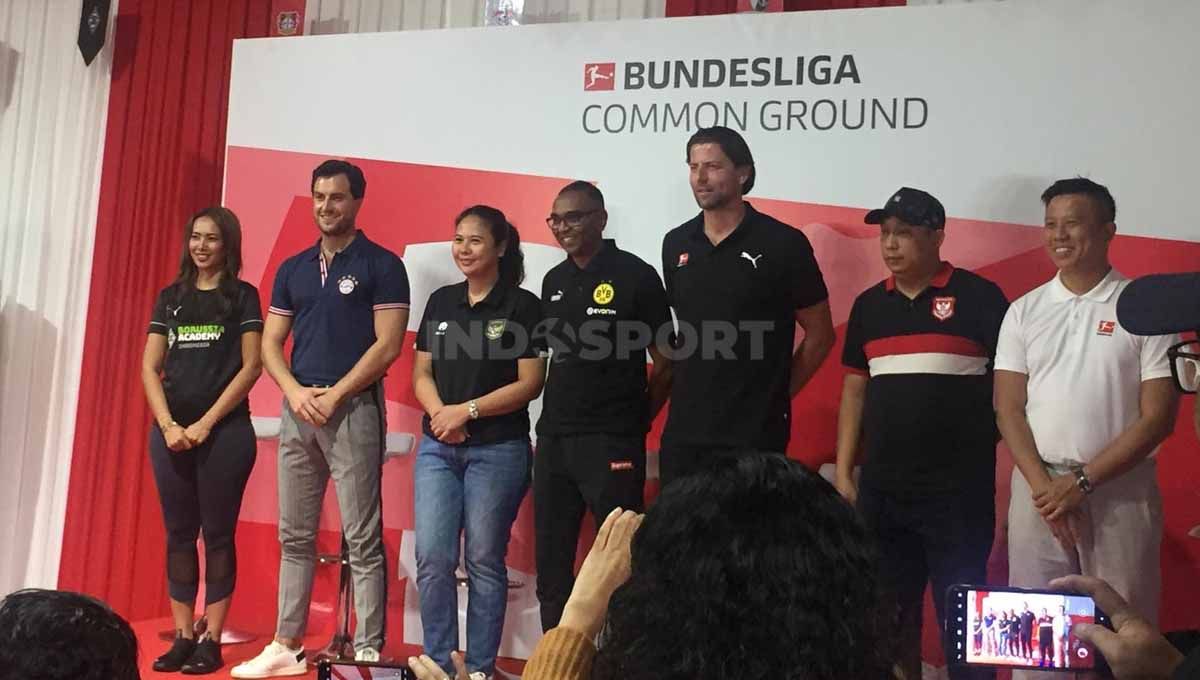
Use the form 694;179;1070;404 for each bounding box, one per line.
593;282;615;305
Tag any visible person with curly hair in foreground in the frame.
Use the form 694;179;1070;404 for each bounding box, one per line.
0;589;140;680
411;451;900;680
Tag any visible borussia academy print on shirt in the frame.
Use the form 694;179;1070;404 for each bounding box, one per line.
149;282;264;424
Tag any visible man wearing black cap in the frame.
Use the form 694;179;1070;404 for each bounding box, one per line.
835;187;1008;680
659;126;834;486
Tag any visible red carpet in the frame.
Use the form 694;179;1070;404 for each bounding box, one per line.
130;618;527;680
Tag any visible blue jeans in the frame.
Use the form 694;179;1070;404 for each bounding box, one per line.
414;435;531;676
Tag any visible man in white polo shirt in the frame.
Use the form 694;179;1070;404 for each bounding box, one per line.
995;178;1178;678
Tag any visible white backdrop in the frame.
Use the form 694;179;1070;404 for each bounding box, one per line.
230;0;1200;256
0;0;115;594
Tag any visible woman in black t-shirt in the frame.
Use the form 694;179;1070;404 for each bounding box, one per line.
141;207;263;675
411;205;546;679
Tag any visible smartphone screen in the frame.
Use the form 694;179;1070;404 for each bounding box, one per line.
947;585;1109;671
321;662;415;680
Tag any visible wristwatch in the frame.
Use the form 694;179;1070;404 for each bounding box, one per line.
467;400;480;420
1071;465;1094;495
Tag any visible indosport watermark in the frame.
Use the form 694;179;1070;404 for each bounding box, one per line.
426;319;778;361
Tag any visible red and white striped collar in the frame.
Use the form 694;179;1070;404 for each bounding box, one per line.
885;261;954;292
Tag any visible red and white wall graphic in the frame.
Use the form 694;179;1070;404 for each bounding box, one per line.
224;0;1200;668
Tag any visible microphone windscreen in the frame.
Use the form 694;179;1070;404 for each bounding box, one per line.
1117;273;1200;336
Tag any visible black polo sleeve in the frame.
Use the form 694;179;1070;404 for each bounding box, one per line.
661;233;677;305
415;288;440;353
634;262;672;346
785;229;829;310
841;293;868;374
238;282;265;334
535;268;564;359
1173;647;1200;680
978;279;1009;362
513;289;546;359
148;287;170;335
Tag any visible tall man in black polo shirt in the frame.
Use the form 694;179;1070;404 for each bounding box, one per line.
236;160;409;677
659;126;834;485
834;187;1007;680
534;181;673;631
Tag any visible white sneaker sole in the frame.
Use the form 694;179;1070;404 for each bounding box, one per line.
229;661;308;679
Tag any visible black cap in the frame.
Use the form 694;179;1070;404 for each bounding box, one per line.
1116;273;1200;335
865;187;946;229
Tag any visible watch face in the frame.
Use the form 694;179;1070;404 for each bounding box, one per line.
1073;469;1092;494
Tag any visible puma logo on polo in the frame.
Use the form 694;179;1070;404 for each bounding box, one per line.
741;251;763;269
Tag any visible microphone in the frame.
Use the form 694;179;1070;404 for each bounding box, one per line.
1116;273;1200;336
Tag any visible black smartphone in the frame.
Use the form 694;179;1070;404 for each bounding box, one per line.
316;659;417;680
945;584;1112;673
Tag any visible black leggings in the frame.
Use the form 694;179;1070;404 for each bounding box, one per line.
149;415;256;605
1039;628;1054;665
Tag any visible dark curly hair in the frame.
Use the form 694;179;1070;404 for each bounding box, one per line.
592;452;898;680
0;589;140;680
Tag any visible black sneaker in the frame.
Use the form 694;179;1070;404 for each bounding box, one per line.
181;634;224;675
153;634;197;672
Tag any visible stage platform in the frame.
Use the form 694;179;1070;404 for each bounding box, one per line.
131;618;527;680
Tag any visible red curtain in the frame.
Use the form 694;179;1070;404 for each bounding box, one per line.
786;0;905;8
666;0;904;16
58;0;274;621
666;0;741;15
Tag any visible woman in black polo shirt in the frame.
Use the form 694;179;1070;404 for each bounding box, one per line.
412;205;546;680
140;207;263;674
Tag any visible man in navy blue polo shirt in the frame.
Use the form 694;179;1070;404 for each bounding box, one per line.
834;187;1007;680
659;126;834;486
234;160;409;677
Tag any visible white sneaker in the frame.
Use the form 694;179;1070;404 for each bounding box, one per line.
468;673;490;680
230;641;308;678
355;648;380;663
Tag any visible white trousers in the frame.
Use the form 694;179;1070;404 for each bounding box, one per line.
1008;459;1162;678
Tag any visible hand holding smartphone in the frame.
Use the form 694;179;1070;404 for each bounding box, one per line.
945;584;1112;673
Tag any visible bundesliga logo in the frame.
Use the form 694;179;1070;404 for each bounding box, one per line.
584;63;615;91
582;55;859;92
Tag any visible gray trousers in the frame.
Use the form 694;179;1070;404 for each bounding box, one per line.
276;388;386;652
1009;459;1162;679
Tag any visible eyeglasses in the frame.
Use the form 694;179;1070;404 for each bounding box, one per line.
546;210;601;231
1168;340;1200;394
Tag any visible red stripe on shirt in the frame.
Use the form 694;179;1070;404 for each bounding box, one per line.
863;333;986;360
